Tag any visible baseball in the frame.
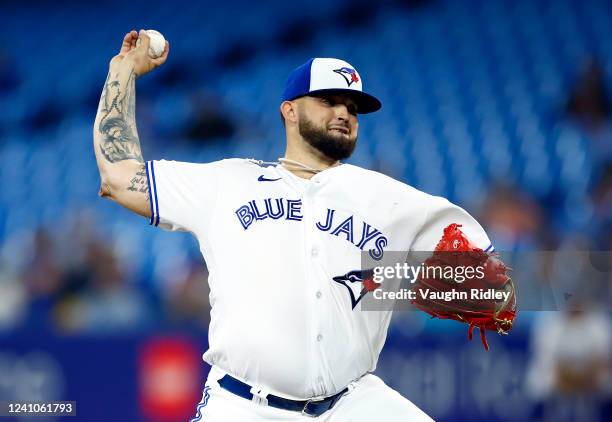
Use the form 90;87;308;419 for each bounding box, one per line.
137;29;165;59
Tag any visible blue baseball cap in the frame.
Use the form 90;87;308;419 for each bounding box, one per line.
282;58;382;114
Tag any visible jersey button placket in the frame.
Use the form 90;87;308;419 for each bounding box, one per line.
310;193;329;396
302;183;325;393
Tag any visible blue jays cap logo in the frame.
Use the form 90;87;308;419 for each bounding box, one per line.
333;269;381;310
333;67;360;87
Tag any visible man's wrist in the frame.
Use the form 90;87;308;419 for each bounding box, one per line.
109;56;136;75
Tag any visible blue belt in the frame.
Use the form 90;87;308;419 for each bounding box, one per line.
218;374;348;417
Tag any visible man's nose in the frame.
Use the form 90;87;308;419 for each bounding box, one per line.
333;104;349;121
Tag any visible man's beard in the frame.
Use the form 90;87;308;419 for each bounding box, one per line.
298;115;357;161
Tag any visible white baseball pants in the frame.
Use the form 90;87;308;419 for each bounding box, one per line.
189;366;433;422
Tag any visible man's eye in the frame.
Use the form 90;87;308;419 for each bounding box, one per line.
321;98;332;105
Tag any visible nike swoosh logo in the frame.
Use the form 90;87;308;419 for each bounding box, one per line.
257;175;282;182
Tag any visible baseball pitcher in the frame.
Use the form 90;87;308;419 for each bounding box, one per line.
93;30;515;421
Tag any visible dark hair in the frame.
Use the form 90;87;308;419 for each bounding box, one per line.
280;110;286;127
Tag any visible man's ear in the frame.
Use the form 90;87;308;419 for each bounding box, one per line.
280;101;298;124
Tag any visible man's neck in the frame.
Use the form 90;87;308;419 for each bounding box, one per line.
282;142;339;180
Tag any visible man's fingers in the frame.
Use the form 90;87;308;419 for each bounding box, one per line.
129;30;138;49
119;32;132;55
152;41;170;66
138;29;151;51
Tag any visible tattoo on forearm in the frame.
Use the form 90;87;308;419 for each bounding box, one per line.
126;164;150;200
97;69;143;163
97;72;110;114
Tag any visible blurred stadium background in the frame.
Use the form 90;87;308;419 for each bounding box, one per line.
1;0;611;420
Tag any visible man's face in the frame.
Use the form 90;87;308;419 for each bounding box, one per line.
296;94;359;161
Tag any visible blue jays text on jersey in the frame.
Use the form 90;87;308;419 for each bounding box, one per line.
235;197;388;260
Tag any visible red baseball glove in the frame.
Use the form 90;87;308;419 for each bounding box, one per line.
410;224;516;350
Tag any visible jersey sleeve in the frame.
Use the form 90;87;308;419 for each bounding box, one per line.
410;195;493;252
145;159;222;233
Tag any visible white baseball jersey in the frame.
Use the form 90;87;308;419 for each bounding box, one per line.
145;158;493;400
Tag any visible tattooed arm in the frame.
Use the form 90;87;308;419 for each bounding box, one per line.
93;30;169;217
